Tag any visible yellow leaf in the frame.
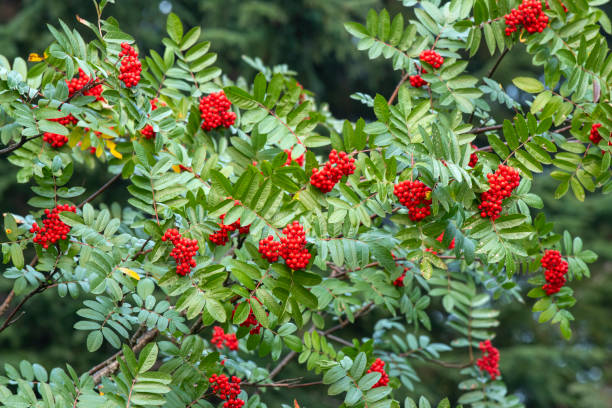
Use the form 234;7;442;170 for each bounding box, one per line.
119;267;140;280
294;400;300;408
425;190;432;200
28;53;45;62
172;165;182;173
105;140;123;159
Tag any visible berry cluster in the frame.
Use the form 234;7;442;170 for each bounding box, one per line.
141;98;161;139
478;165;520;221
161;228;199;276
209;201;251;246
30;204;76;248
43;132;69;148
419;50;444;69
232;300;264;335
590;123;602;144
393;180;432;222
51;115;78;127
366;358;390;388
208;374;244;408
283;148;305;167
118;43;141;88
541;249;569;295
409;72;427;88
504;0;549;36
476;340;500;380
469;144;479;168
66;68;104;101
258;221;311;270
211;326;238;351
310;149;356;193
199;91;236;131
391;253;410;287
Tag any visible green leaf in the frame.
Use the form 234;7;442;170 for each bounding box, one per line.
166;13;183;43
86;330;103;352
512;77;544;93
205;298;227;322
138;343;158;373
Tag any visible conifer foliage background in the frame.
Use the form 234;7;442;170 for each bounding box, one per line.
0;0;611;407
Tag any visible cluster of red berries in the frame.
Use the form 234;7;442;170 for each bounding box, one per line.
469;145;479;167
161;228;199;276
393;180;432;222
419;49;444;69
476;340;500;380
310;149;356;193
478;165;520;221
30;204;76;248
589;123;611;148
211;326;239;351
541;249;569;295
118;43;141;88
209;201;251;246
208;374;244;408
409;71;427;88
283;148;305;167
504;0;549;36
66;68;104;101
366;358;390;388
232;300;264;335
43;132;69;148
141;98;161;139
199;91;236;131
258;221;311;270
51;114;78;126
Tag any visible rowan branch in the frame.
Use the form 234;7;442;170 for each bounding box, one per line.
78;173;122;209
0;284;49;333
388;71;411;105
0;134;43;156
90;329;159;384
0;290;15;317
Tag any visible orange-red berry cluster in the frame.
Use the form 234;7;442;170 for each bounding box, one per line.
209;201;251;246
393;180;432;222
589;123;611;148
504;0;549;36
199;91;236;131
258;221;311;270
66;68;104;101
161;228;199;276
419;50;444;69
469;145;479;167
310;149;356;193
30;204;76;249
208;374;244;408
540;249;569;295
478;165;520;221
366;358;390;388
284;148;305;167
43;132;69;148
409;71;427;88
141;98;160;139
211;326;238;351
477;340;500;380
118;43;141;88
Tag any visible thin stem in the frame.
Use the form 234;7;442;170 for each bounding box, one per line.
0;134;43;156
78;173;122;209
0;284;49;333
388;72;411;105
0;290;15;316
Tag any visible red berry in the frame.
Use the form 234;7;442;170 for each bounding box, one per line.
162;228;199;276
393;180;432;222
211;326;239;351
258;221;311;270
141;98;161;139
118;43;141;88
409;74;427;88
43;132;69;148
208;374;245;408
30;204;76;248
478;165;520;221
366;358;390;388
283;147;305;167
419;49;444;69
540;249;569;295
469;144;479;168
66;68;104;101
310;149;355;193
477;340;500;380
209;201;250;246
199;91;236;131
504;0;549;36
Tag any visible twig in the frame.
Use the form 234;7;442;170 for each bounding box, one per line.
471;124;503;134
242;381;323;388
0;284;49;333
91;329;159;384
486;48;509;79
268;351;297;380
388;72;411;105
78;173;122;209
0;290;15;316
0;134;43;156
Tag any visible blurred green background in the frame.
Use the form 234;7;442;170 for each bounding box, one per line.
0;1;611;407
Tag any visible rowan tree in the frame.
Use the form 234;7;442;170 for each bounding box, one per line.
0;0;609;407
